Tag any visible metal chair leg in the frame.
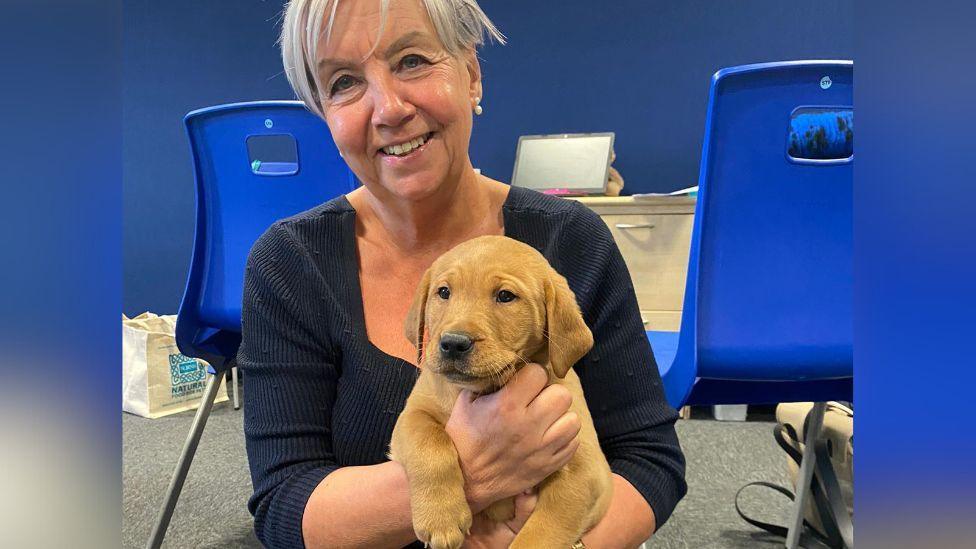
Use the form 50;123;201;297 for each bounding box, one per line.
231;365;240;410
146;370;224;549
785;401;827;549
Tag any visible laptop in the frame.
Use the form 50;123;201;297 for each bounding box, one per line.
511;132;615;195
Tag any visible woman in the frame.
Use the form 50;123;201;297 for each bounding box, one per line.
240;1;687;547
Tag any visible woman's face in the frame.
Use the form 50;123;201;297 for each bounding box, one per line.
316;0;482;203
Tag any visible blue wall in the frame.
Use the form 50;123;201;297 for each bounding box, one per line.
123;0;852;315
124;1;293;317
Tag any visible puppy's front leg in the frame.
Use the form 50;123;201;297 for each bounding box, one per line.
390;409;471;549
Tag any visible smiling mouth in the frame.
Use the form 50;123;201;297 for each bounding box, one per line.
379;131;435;157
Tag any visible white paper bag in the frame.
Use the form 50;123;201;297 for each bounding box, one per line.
122;312;227;418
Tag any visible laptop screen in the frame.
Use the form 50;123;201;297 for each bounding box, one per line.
511;133;614;194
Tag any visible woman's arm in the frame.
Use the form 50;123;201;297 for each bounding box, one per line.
303;363;579;548
462;475;655;549
580;474;656;548
301;461;416;548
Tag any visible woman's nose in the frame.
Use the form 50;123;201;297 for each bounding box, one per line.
369;74;415;128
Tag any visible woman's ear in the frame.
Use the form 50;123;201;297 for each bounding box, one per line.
544;271;593;378
404;268;432;365
463;48;483;106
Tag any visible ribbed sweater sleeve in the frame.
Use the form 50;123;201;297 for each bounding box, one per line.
559;202;688;528
238;221;340;549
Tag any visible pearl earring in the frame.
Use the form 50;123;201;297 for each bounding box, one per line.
473;97;483;116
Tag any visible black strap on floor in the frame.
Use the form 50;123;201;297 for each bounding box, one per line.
734;481;796;538
734;421;853;548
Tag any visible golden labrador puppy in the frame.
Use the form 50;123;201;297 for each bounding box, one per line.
389;235;613;549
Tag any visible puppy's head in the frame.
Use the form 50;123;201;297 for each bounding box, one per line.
404;235;593;393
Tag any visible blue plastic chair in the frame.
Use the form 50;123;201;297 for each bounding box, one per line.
148;101;355;549
647;61;853;548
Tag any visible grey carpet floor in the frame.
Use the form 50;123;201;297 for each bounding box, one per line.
124;387;821;549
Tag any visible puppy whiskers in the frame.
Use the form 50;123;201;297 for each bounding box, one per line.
512;351;530;369
481;358;505;390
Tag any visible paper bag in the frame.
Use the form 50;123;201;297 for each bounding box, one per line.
122;312;228;418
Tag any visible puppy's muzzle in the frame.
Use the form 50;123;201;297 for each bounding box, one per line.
439;331;474;361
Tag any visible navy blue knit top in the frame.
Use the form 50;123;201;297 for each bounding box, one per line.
239;186;686;548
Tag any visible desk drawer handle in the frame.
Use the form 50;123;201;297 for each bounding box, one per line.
615;223;656;229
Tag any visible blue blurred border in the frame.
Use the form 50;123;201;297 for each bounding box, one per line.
4;0;976;545
0;2;122;547
856;1;976;546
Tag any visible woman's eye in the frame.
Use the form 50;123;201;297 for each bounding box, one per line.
496;290;517;303
329;75;357;96
437;286;451;299
399;54;428;70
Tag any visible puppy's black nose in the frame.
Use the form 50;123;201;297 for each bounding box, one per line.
439;332;474;360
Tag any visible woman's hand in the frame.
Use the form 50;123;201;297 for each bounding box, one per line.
463;490;537;548
445;363;581;513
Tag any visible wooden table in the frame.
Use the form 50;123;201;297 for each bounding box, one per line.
568;196;696;332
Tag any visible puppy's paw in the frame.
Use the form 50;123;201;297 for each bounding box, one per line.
482;497;515;522
413;498;472;549
423;527;468;549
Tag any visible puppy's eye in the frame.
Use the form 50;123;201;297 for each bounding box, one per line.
437;286;451;299
496;290;517;303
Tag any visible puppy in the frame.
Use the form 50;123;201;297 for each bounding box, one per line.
389;235;613;549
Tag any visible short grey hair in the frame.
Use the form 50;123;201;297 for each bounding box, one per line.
280;0;505;118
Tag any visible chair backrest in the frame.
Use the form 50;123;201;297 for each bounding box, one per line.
668;61;853;404
176;101;355;368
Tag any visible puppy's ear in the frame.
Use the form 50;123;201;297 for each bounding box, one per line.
544;271;593;378
404;268;432;365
